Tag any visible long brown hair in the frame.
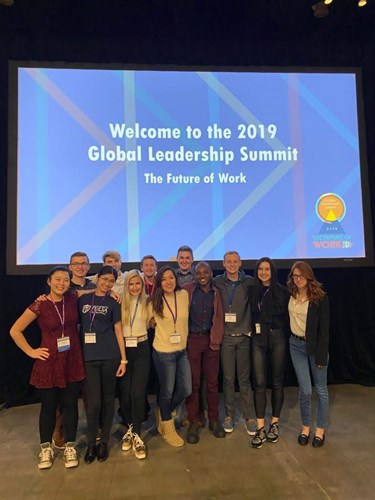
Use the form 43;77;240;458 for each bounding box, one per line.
287;261;325;304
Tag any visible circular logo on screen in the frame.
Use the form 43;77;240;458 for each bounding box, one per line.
315;193;346;223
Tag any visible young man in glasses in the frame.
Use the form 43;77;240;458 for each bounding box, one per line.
69;252;96;291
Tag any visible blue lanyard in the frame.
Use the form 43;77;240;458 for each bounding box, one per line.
225;282;238;311
130;295;141;332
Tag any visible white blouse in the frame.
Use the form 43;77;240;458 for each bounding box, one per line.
288;296;309;337
122;298;148;338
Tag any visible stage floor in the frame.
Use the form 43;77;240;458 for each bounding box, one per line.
0;384;374;499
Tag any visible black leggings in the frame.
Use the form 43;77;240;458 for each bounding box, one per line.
119;340;150;435
85;359;119;445
252;329;286;419
39;382;81;444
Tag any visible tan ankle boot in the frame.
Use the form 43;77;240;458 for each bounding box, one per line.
155;406;163;435
160;419;184;447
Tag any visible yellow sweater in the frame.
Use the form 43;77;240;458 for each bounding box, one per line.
149;289;189;353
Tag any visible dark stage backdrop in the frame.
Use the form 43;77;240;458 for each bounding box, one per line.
0;0;374;406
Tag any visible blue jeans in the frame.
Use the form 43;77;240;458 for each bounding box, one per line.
152;349;192;421
289;335;329;429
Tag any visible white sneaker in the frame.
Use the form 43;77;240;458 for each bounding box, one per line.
122;425;133;451
38;442;54;470
132;433;147;460
63;443;79;468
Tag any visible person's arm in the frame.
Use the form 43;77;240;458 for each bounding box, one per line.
10;309;50;360
114;321;127;376
76;289;96;298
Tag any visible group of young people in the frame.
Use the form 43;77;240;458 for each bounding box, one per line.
9;246;330;470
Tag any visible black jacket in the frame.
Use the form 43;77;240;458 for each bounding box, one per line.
301;295;330;366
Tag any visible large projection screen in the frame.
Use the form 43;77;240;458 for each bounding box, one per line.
7;63;374;274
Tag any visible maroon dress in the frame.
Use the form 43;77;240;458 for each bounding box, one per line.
29;293;85;389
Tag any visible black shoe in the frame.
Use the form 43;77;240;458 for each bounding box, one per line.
199;413;207;428
97;442;109;462
209;420;226;438
251;427;267;449
312;434;325;448
84;444;97;464
266;422;279;443
186;422;200;444
298;432;310;446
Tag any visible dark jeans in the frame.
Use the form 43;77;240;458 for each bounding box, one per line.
152;349;192;421
221;335;252;419
119;339;150;435
252;328;286;419
186;334;220;422
39;382;81;444
85;359;119;445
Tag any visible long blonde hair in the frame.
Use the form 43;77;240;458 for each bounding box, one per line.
121;269;148;327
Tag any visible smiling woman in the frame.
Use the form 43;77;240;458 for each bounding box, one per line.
287;261;330;448
9;266;85;470
118;270;151;460
78;265;126;464
251;257;290;449
148;266;191;447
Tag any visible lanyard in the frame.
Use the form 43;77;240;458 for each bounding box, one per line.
130;295;141;332
51;296;65;337
145;281;154;296
163;292;177;332
225;281;238;311
89;294;107;331
258;287;271;311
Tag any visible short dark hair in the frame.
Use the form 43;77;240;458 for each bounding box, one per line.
97;265;118;280
70;251;89;264
194;261;211;272
177;245;193;257
48;266;72;279
141;255;157;266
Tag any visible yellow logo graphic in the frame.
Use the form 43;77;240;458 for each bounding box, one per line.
316;193;346;223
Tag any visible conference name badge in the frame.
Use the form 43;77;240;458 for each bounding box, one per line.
170;333;181;344
85;332;96;344
57;336;71;352
125;337;138;348
225;313;237;323
255;323;261;334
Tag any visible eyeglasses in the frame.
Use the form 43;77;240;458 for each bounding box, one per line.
99;276;116;284
292;274;305;281
70;262;89;267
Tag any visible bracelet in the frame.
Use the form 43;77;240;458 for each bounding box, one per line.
120;359;128;364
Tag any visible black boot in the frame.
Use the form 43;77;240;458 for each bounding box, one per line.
186;422;200;444
84;444;97;464
97;442;109;462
